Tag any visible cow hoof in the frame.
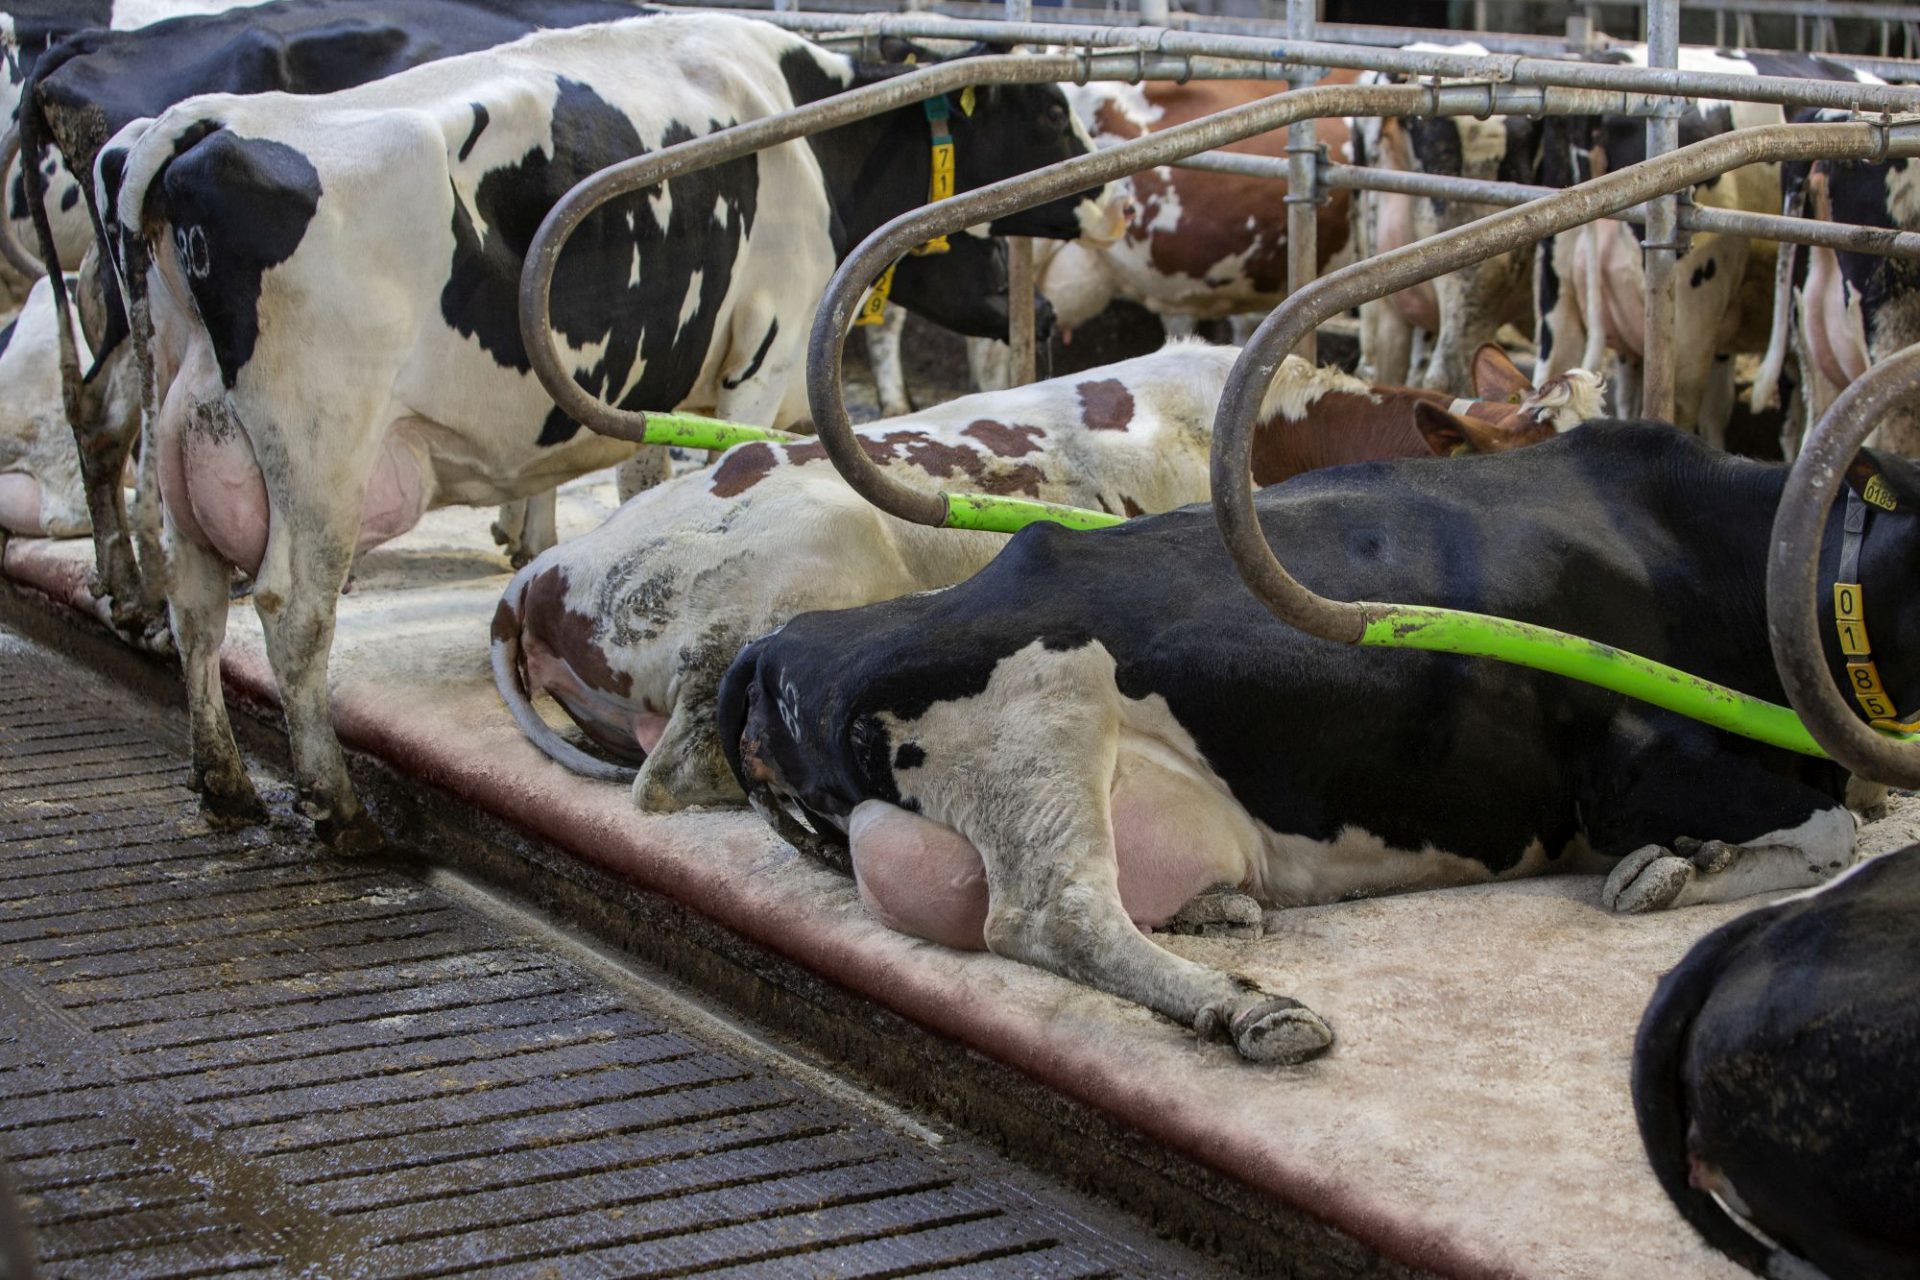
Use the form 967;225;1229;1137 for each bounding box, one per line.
1230;998;1333;1065
1603;844;1693;914
1163;886;1264;939
314;808;387;858
197;773;268;827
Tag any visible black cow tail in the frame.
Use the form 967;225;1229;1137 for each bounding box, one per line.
16;69;83;432
1629;912;1776;1276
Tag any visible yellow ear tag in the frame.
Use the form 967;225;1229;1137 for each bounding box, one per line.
959;86;977;117
1863;473;1899;511
904;53;917;65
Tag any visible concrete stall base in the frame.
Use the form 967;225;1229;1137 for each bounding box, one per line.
8;481;1913;1280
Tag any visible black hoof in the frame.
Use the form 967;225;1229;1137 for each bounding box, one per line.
313;808;387;858
198;776;269;828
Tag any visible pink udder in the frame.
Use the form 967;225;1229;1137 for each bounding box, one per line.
849;801;990;951
0;474;47;536
175;423;270;576
1804;248;1867;391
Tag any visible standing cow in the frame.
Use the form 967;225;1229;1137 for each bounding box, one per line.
491;340;1590;811
16;0;653;632
716;425;1903;1063
109;13;1118;849
1533;47;1882;441
1633;845;1920;1277
1751;129;1920;462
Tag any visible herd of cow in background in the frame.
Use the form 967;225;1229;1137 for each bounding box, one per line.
0;1;1915;1275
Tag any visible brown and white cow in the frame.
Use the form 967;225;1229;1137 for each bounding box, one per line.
492;340;1593;811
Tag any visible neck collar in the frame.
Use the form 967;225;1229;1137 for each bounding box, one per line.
1832;485;1920;732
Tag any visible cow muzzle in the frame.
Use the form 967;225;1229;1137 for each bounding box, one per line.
1075;183;1132;248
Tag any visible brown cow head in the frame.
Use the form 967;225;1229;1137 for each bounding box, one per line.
1413;344;1606;457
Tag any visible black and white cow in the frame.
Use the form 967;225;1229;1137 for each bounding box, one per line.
1633;844;1920;1277
491;341;1581;812
1;1;272;296
1533;48;1882;441
17;0;650;627
1752;132;1920;463
109;12;1116;848
716;423;1910;1063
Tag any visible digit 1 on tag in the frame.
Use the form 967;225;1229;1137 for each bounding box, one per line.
1834;583;1870;656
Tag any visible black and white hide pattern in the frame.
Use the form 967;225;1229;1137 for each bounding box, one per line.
1;1;272;298
717;424;1918;1064
106;12;1110;849
21;0;647;628
1532;48;1882;442
1633;845;1920;1279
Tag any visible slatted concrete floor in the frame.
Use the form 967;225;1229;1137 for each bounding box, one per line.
0;627;1222;1280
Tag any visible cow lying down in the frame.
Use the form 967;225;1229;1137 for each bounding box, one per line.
1634;844;1920;1278
0;274;137;537
493;341;1596;811
717;424;1901;1064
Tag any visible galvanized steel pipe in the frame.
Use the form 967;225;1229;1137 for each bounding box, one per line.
1284;0;1319;364
804;80;1661;530
1767;343;1920;786
1214;118;1920;647
1640;0;1681;423
519;50;1195;443
691;6;1920;114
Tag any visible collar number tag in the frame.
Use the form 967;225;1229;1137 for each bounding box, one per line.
1834;583;1870;656
1848;660;1897;721
854;262;898;327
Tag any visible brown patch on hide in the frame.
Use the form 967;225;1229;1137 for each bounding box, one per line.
780;429;1050;498
1117;74;1357;294
1077;379;1135;431
962;420;1045;457
709;442;779;497
491;596;519;645
1092;97;1146;143
1249;387;1458;484
524;566;631;697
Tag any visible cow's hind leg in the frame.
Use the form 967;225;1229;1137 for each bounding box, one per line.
250;473;382;854
898;641;1331;1064
166;522;264;825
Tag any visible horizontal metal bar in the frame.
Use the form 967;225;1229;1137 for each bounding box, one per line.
803;80;1685;532
1212;117;1920;651
684;6;1920;113
1163;153;1920;260
519;49;1211;446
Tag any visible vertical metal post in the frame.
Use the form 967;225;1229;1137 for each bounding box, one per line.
1138;0;1171;24
1006;0;1036;385
1285;0;1320;364
1641;0;1681;423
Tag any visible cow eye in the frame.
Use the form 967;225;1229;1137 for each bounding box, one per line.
1044;100;1069;130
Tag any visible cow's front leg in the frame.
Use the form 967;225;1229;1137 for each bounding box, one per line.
902;642;1331;1064
250;502;380;854
861;305;911;419
165;520;264;825
633;678;740;812
1356;297;1412;386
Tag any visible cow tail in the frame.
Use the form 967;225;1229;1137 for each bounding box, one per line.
489;562;640;785
15;49;85;436
1629;913;1778;1277
1751;179;1806;416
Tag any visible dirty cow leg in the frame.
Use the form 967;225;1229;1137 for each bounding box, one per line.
249;470;381;854
1586;730;1856;914
633;676;740;812
903;642;1332;1064
1356;298;1412;387
862;305;911;419
491;490;558;569
74;385;150;635
615;446;671;505
165;519;264;824
129;419;171;645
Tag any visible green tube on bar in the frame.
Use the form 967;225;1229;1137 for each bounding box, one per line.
1357;604;1902;759
642;412;803;451
943;492;1127;533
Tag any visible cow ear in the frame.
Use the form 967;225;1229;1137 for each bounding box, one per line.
1412;402;1474;457
1470;344;1530;404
